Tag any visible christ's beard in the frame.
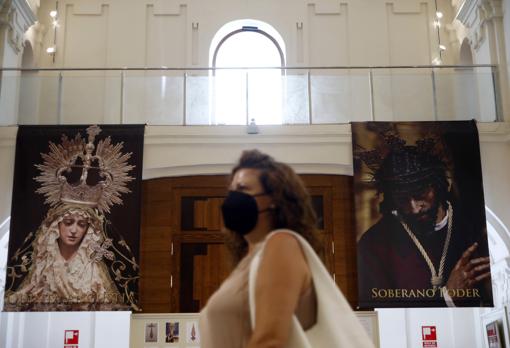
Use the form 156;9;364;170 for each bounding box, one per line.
402;204;440;236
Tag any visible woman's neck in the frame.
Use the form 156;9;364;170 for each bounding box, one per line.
57;241;79;261
245;213;274;252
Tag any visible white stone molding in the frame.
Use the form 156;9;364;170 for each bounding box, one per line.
387;2;423;14
72;3;105;16
491;258;510;307
0;0;37;54
479;0;503;21
308;1;344;15
486;206;510;307
0;216;10;306
0;216;9;246
455;0;478;26
477;122;510;142
453;0;509;120
25;0;39;14
151;0;184;16
0;126;16;148
454;0;485;49
23;21;46;65
455;0;504;49
143;124;354;178
445;23;462;52
27;21;45;47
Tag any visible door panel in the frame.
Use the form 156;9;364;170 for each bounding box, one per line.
139;175;356;312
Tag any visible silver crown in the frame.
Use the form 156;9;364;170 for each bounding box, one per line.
34;125;135;214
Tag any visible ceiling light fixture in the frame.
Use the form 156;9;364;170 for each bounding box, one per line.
46;1;59;62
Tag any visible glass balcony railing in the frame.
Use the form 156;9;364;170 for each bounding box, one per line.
0;65;500;125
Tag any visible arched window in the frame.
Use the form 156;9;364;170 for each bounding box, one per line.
210;20;285;125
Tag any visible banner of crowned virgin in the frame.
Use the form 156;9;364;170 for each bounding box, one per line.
352;121;493;308
4;124;144;311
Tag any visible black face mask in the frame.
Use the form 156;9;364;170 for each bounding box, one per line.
221;190;270;236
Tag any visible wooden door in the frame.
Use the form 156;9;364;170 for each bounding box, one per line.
171;189;232;312
139;175;356;313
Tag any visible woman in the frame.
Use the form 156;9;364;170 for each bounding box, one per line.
199;150;373;348
4;203;129;311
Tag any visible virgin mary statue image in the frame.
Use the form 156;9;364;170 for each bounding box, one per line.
4;125;140;311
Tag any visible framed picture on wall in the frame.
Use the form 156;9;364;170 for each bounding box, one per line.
486;321;503;348
145;322;159;343
481;307;510;348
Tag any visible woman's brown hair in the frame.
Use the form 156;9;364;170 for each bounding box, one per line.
225;149;322;264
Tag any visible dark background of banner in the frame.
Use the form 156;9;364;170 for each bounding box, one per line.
7;124;144;309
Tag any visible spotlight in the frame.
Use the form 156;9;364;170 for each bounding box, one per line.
436;11;443;19
46;46;56;54
50;10;57;18
439;45;446;51
247;118;259;134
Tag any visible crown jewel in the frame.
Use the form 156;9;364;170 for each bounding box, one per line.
34;125;135;213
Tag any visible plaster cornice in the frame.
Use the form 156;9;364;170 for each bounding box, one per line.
0;0;37;53
477;122;510;142
144;124;352;145
0;126;16;147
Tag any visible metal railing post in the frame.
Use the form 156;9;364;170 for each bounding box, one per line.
491;67;502;122
307;70;312;124
431;69;438;121
57;72;63;124
183;72;187;125
120;70;125;124
369;69;375;121
245;71;249;125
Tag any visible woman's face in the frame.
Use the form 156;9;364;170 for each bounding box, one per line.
58;213;89;248
230;168;265;195
230;168;273;215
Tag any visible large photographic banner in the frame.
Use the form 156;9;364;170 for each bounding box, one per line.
4;124;144;311
352;121;493;308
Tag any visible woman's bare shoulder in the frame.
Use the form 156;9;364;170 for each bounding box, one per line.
263;230;306;261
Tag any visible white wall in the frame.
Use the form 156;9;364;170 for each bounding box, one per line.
0;312;130;348
479;123;510;232
378;308;484;348
35;0;447;69
505;0;510;77
0;30;22;126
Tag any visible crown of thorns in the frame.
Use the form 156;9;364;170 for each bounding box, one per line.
356;135;447;191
